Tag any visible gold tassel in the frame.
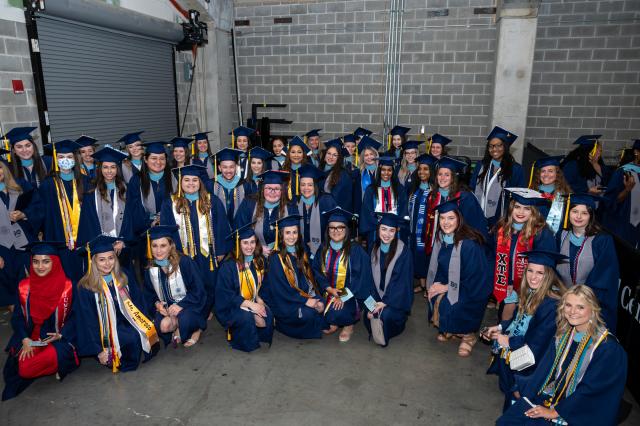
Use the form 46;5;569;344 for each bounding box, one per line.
296;169;299;196
355;144;359;167
227;328;231;341
589;140;599;158
209;253;214;271
619;148;625;163
528;161;536;189
231;131;235;149
177;168;182;197
387;134;391;151
426;136;432;155
304;135;307;146
274;222;279;251
2;136;10;163
191;140;195;157
146;230;152;260
53;142;59;172
563;194;571;229
86;243;91;274
214;156;218;177
235;231;240;258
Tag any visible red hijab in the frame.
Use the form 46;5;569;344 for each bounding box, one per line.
28;254;68;324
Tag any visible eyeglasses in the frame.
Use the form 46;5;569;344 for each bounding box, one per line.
328;226;347;232
264;187;282;193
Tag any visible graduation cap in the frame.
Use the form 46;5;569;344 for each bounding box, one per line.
354;127;373;138
305;129;322;138
75;135;98;148
142;225;179;260
561;193;604;229
2;126;37;146
258;169;289;185
377;212;406;228
323;207;356;224
297;164;324;180
79;234;119;273
45;139;81;154
118;131;144;145
401;140;424;151
342;134;357;144
324;138;349;157
172;164;206;179
169;137;192;150
227;222;257;257
487;126;518;146
430;133;452;147
92;146;128;164
270;213;303;250
390;125;410;136
504;187;547;207
633;139;640;151
142;141;167;155
434;197;462;214
25;240;65;256
215;147;243;163
417;153;437;167
288;136;311;152
357;135;381;154
229;126;254;149
377;156;396;167
192;131;211;141
437;156;467;173
528;155;565;187
573;134;601;147
519;250;568;268
249;146;273;161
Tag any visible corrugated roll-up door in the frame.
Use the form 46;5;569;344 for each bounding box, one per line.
35;14;178;143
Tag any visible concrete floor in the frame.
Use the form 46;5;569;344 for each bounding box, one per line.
0;298;638;425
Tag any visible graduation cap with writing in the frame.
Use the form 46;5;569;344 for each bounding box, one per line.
118;131;144;146
75;135;98;148
142;141;167;155
92;146;128;164
288;136;311;153
527;155;565;187
487;126;518;146
417;153;438;167
342;134;357;144
297;164;324;180
519;250;568;268
437;156;467;173
258;169;289;185
227;222;257;257
25;240;65;256
169;137;193;150
323;207;356;225
376;212;406;228
324;138;349;157
401;140;424;151
354;127;373;138
270;213;303;250
2;126;37;146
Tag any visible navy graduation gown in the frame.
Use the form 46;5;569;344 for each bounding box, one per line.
320;169;353;212
363;244;414;345
214;258;274;352
125;174;172;234
159;196;231;313
603;167;640;249
352;168;376;218
73;269;153;371
457;190;489;239
487;297;559;408
561;159;610;195
312;244;372;327
300;194;337;257
359;183;409;243
143;256;207;345
470;161;525;227
261;252;326;339
234;199;299;247
430;239;491;334
497;336;627;426
408;187;430;278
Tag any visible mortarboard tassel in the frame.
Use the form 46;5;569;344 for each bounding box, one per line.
387;134;391;151
86;243;92;275
528;161;536;189
426;136;432;155
274;222;279;251
355;143;359;167
53;142;59;172
231;131;235;149
563;194;571;229
209;253;214;271
177;168;182;197
589;140;599;158
304;135;307;146
235;231;240;259
146;230;153;260
214;155;218;178
2;137;10;163
191;140;195;157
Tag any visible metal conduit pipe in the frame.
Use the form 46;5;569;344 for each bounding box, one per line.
383;0;396;145
394;0;405;128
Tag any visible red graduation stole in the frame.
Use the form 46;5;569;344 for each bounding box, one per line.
18;278;73;334
493;227;533;302
423;190;460;255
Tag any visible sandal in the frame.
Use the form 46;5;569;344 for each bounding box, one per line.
323;325;339;335
458;334;478;357
339;326;354;342
184;330;201;347
437;333;453;342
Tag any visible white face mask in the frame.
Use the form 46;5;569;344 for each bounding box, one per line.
57;157;76;170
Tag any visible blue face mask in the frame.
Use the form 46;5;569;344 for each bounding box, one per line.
184;192;199;202
286;244;296;253
155;258;169;267
380;242;391;253
442;233;454;245
57;157;75;171
539;183;555;193
366;164;376;172
102;273;113;283
380;180;391;188
302;194;315;206
0;182;6;191
245;254;254;263
21;158;34;167
264;200;279;209
59;171;74;181
569;232;585;246
148;171;164;182
438;188;449;197
419;182;429;191
491;159;502;168
106;181;116;191
330;240;343;251
291;163;301;171
512;222;524;231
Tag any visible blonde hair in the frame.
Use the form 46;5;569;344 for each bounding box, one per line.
556;285;607;337
78;252;128;293
0;162;23;192
358;147;378;172
518;265;566;315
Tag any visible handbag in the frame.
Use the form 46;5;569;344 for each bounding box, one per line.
370;316;386;346
509;344;535;371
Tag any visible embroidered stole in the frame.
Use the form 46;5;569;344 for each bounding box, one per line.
278;253;317;298
475;164;503;218
371;240;404;298
493;228;534;302
375;187;398;213
148;266;187;303
410;188;429;251
95;190;124;237
172;195;214;259
426;239;462;304
0;190;29;249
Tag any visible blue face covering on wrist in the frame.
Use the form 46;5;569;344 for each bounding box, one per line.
512;222;524;231
302;195;315;205
106;181;116;191
21;158;34;167
442;233;454;245
59;171;74;181
286;244;296;253
148;171;164;182
102;274;113;283
380;242;390;253
155;258;169;267
264;200;279;209
539;183;555;193
184;192;199;202
380;180;391;188
330;240;343;250
491;159;502;169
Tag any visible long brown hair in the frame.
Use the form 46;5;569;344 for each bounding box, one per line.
282;150;309;171
140;151;172;198
569;204;602;237
145;237;182;276
271;225;318;292
495;200;547;242
372;226;400;270
0;162;23;192
518;265;566;316
531;166;572;195
230;235;266;273
251;183;289;220
436;209;485;245
93;162;127;202
173;182;211;215
319;146;346;190
78;252;128;293
10;140;47;183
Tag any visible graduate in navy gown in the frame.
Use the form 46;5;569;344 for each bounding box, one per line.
211;148;247;224
32;139;91;281
77;147;134;266
261;214;327;339
340;133;359;177
560;135;610;198
75;135;98;180
395;139;422;190
407;153;436;295
497;285;627;426
234;170;299;255
556;193;620;333
159;165;231;314
426;199;491;357
484;250;567;410
304;128;322;167
142;226;206;348
383;125;410;168
281;136;311;203
363;213;414;347
2;242;79;401
359;156;409;247
319;139;353;212
4;126;49;189
74;235;159;373
527;155;572;235
602;139;640;249
215;223;274;352
230;126;255;180
168;137;192;170
0;159;38;307
427;133;451;160
296;164;337;258
118;131;145;184
490;188;556;321
190;131;215;179
312;208;372;342
352;135;381;222
244;146;273;195
270;136;287;170
470;126;525;227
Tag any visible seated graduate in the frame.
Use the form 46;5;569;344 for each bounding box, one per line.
4;126;49;189
215;223;274;352
490;188;556;321
556;193;620;333
168;137;192;170
560;135;610;197
244;147;274;195
211;148;248;224
407;153;436;296
0;158;38;307
312;207;372;343
384;125;410;168
190;131;215;179
75;135;98;180
527;155;571;235
470;126;525;227
270;136;287;170
234;170;298;256
427;133;451;160
426;199;490;357
484;250;567;411
363;213;414;347
261;214;327;339
230;126;255;180
74;235;159;373
143;225;206;348
319;139;353;212
395;139;423;190
2;241;79;401
359;155;409;247
602;139;640;249
33;139;91;281
159;164;231;315
497;285;627;426
77;147;134;265
296;164;337;258
118;131;145;184
352;135;381;222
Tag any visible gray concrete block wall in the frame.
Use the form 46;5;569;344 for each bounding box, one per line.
0;18;41;147
527;0;640;161
232;0;497;158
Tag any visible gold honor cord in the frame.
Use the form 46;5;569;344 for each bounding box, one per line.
53;177;80;249
528;161;537;189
